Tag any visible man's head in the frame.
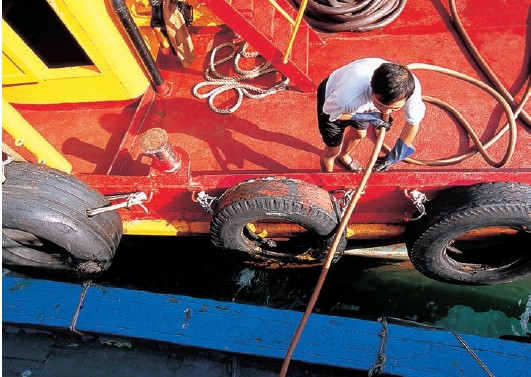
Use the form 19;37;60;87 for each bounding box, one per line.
370;63;415;114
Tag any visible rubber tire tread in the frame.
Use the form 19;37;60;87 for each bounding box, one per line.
4;161;122;240
211;178;346;267
406;182;530;285
2;162;122;278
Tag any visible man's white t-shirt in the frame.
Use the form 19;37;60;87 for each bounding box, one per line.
323;58;426;126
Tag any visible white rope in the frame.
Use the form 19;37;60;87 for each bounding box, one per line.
192;41;289;114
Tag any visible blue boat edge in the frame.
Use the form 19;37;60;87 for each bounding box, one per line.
2;275;529;377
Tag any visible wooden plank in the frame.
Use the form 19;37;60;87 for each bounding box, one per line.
3;276;529;377
77;285;380;371
2;277;83;329
383;328;526;376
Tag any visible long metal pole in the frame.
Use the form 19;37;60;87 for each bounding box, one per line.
278;126;388;377
110;0;167;92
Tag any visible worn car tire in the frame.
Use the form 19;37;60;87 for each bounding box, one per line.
406;182;530;285
211;178;346;268
2;161;122;278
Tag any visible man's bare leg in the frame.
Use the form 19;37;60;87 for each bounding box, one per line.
320;145;341;172
339;128;366;165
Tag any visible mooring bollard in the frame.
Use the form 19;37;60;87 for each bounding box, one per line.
139;127;182;172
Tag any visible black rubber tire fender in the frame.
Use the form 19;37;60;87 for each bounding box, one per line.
210;177;346;268
405;182;530;285
2;161;123;278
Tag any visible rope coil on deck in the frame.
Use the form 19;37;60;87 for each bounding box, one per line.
291;0;408;32
192;40;289;114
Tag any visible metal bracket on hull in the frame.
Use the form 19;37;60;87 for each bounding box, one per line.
403;189;428;222
86;191;151;216
196;191;218;214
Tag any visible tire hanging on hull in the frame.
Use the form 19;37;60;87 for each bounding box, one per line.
211;177;347;268
406;182;531;285
2;161;123;279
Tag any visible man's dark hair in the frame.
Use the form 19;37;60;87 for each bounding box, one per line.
370;63;415;105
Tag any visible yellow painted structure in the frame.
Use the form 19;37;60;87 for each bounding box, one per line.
2;0;160;104
121;219;404;240
187;0;228;27
2;99;72;173
123;219;211;236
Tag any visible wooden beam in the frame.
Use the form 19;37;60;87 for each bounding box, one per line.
3;276;529;376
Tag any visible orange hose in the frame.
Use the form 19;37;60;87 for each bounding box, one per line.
449;0;530;128
381;63;522;168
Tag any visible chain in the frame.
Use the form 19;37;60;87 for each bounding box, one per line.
196;191;218;214
331;189;356;218
86;191;150;216
404;189;428;221
2;156;14;184
368;316;388;376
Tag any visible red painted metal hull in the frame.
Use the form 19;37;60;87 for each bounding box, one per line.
4;0;530;238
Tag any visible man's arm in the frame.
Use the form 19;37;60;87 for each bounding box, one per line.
399;122;419;146
338;113;353;121
339;112;392;129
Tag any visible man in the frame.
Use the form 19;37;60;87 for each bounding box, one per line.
317;58;426;172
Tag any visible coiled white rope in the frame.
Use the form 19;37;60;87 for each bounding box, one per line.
192;40;289;114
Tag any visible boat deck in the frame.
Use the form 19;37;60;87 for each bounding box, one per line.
10;0;530;177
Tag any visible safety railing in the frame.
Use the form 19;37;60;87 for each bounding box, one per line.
265;0;309;63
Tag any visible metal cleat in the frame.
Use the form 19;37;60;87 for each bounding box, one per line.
86;191;150;217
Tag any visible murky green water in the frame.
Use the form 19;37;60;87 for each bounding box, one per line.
316;261;530;339
100;236;531;341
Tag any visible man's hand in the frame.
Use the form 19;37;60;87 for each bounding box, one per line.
350;113;393;130
372;139;415;172
373;115;393;130
373;157;394;172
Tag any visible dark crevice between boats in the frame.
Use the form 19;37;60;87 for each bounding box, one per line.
12;235;522;342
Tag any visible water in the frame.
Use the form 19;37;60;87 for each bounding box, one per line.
95;235;531;342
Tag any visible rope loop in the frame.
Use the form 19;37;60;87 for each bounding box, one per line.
192;40;289;114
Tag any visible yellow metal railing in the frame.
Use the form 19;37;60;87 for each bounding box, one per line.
265;0;309;63
2;98;72;173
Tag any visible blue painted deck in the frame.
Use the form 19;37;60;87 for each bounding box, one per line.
3;276;529;376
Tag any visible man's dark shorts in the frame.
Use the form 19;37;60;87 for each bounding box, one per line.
317;78;369;148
